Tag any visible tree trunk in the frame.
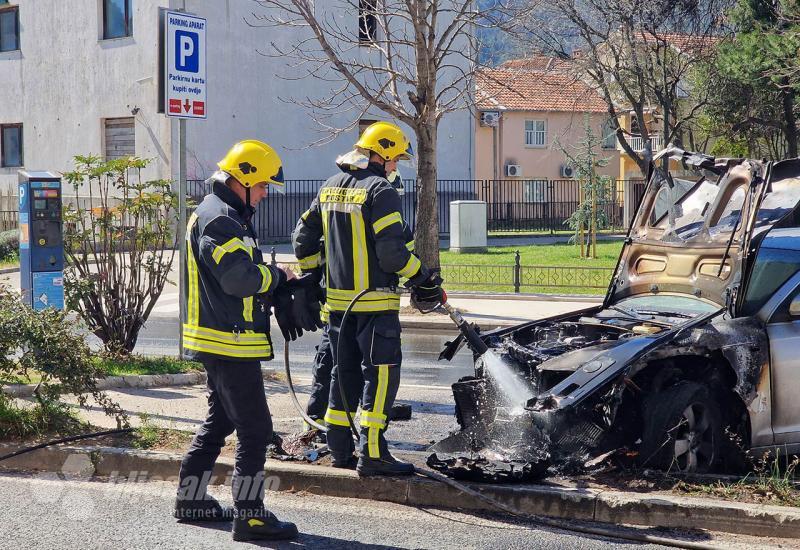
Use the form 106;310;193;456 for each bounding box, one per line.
413;120;440;270
782;87;798;158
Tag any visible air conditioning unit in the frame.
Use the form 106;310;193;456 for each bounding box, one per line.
480;111;500;127
506;164;522;177
560;164;575;178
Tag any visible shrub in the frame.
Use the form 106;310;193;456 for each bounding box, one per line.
0;284;126;438
0;230;18;262
62;155;179;354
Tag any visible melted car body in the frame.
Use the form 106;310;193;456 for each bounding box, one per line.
432;149;800;479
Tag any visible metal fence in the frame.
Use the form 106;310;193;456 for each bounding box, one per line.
265;247;614;294
187;178;646;243
440;250;615;293
0;178;646;242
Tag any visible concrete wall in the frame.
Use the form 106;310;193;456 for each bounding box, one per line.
0;0;472;196
474;110;620;181
0;0;171;192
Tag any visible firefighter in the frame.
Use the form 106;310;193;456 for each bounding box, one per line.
293;122;444;476
174;140;299;541
303;177;413;438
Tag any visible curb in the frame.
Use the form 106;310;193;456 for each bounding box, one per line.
400;317;519;331
1;444;799;538
0;266;18;274
443;291;603;303
2;371;207;398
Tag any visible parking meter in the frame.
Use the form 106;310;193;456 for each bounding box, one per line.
18;171;64;311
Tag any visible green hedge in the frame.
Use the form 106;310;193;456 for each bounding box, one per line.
0;230;18;261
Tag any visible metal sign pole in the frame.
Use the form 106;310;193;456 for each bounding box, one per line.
178;119;187;358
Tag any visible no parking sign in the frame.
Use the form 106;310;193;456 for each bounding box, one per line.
164;11;207;119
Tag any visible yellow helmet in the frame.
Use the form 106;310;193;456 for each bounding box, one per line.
355;121;414;161
217;140;285;188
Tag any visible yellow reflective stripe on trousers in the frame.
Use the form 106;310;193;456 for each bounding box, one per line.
396;254;421;279
257;264;272;293
372;211;402;234
351;210;369;290
324;408;353;428
186;214;200;326
298;252;321;270
361;411;387;428
368;365;390;458
405;240;415;252
212;237;250;264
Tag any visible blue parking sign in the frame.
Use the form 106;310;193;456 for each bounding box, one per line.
175;30;199;73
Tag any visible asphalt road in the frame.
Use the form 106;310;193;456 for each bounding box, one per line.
0;471;679;550
135;316;476;388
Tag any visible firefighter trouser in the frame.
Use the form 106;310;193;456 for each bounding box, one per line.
177;358;272;513
325;311;402;460
305;325;334;421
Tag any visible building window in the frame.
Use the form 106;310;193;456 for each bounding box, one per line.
359;0;377;44
104;118;135;160
1;124;22;167
0;6;19;52
103;0;132;40
601;118;617;149
524;120;547;147
523;180;546;203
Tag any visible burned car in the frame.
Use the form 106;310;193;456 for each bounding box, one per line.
432;147;800;480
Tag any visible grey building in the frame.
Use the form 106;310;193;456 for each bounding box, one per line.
0;0;474;193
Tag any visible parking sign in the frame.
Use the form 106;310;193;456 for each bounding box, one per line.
164;11;207;119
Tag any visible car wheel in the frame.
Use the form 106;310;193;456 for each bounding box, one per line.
640;381;721;473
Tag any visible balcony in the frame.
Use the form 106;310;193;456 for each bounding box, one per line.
619;135;663;153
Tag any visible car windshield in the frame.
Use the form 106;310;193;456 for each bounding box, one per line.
612;295;719;317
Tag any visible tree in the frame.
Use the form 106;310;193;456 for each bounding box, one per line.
700;0;800;159
251;1;521;268
557;117;611;259
62;156;178;354
520;0;731;175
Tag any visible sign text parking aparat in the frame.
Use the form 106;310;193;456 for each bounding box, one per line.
164;11;207;119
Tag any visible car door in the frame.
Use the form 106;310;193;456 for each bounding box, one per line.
761;270;800;444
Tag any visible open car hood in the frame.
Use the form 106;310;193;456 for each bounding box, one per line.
607;149;800;308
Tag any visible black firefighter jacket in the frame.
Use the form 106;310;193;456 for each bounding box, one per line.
292;162;428;315
182;175;286;361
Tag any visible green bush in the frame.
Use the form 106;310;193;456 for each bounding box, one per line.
0;284;127;439
0;230;18;262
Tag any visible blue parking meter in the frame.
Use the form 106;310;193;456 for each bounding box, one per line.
18;171;64;311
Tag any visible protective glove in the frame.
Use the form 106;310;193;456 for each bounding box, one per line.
272;286;303;341
292;287;324;331
287;273;325;331
410;273;445;313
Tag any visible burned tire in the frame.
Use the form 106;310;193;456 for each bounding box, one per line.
639;381;722;473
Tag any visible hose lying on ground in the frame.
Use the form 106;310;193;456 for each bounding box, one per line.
0;428;134;463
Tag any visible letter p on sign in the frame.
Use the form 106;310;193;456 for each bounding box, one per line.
175;30;199;73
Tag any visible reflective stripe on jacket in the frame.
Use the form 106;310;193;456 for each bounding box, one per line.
292;162;428;314
182;175;285;361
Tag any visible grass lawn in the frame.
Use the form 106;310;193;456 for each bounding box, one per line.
439;240;624;295
0;256;18;269
5;355;202;385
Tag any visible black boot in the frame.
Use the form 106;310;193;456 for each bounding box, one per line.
357;454;415;477
173;496;235;523
232;508;298;542
331;454;357;469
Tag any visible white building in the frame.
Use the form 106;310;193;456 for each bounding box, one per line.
0;0;474;194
